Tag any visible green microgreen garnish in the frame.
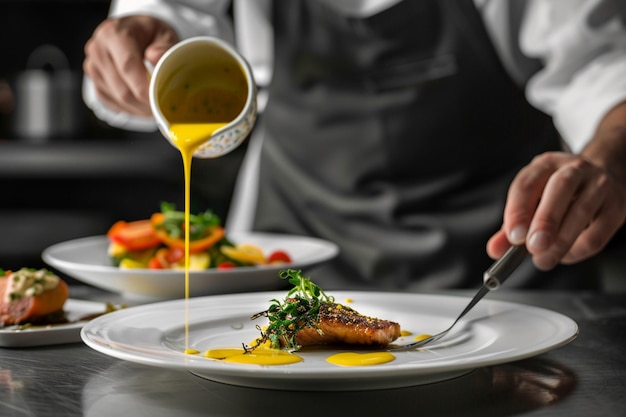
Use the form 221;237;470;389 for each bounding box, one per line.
247;269;334;353
155;201;221;241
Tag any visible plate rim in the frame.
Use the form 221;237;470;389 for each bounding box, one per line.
0;299;109;347
42;232;340;274
80;291;579;390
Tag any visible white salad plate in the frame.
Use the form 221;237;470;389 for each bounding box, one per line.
0;299;109;348
42;232;339;299
81;291;578;391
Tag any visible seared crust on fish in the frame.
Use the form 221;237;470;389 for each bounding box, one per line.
293;302;401;347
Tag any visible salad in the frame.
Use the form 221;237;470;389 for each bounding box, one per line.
107;202;292;270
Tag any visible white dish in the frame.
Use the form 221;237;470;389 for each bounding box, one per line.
1;299;108;348
81;292;578;391
42;232;339;299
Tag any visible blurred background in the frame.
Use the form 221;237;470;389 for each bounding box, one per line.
0;0;245;274
0;0;623;291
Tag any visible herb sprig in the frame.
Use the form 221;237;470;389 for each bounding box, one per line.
156;201;221;241
247;269;334;352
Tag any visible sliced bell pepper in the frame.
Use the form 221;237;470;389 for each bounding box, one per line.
107;219;161;251
150;212;225;253
220;244;266;264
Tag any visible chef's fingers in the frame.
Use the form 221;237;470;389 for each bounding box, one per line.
84;40;151;116
487;153;558;261
527;159;602;270
90;66;151;116
92;18;152;105
502;152;560;246
144;27;179;68
104;33;151;108
105;17;178;101
84;16;177;116
560;177;626;265
485;229;510;259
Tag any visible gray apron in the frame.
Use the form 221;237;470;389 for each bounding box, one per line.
253;0;599;290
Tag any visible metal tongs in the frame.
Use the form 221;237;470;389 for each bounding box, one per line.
391;245;528;351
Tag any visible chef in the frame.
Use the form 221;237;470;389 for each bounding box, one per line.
83;0;626;290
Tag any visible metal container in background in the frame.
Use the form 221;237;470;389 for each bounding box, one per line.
13;44;83;142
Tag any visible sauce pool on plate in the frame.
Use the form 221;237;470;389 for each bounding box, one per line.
326;352;396;367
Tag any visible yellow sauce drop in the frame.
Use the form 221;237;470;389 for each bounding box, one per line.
204;348;303;365
400;330;413;337
185;348;200;355
413;334;432;342
326;352;396;367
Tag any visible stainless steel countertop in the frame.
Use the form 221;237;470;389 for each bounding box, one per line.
1;287;625;417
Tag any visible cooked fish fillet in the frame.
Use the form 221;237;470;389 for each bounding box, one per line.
294;302;401;347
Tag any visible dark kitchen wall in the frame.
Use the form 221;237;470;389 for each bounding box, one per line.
0;0;109;73
0;0;118;139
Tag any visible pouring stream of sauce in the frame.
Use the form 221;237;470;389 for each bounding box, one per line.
162;58;398;366
169;122;226;350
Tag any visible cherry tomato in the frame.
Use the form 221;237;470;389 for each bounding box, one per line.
217;262;236;270
267;250;292;264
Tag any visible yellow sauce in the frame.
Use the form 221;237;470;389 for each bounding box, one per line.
204;348;303;365
413;333;432;342
326;352;396;367
157;51;248;351
400;330;413;337
158;48;247;126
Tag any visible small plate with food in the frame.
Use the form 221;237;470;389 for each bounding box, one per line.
42;203;339;300
81;270;578;390
0;268;118;347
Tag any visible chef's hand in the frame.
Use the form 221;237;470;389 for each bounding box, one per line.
83;15;179;117
487;102;626;271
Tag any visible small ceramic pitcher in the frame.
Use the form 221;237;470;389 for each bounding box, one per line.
149;36;257;158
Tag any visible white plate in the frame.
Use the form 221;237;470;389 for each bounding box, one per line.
1;299;108;348
42;232;339;299
81;292;578;390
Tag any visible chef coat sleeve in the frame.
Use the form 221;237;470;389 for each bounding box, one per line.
520;0;626;153
82;0;234;131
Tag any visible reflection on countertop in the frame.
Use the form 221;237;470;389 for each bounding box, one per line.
81;359;576;417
